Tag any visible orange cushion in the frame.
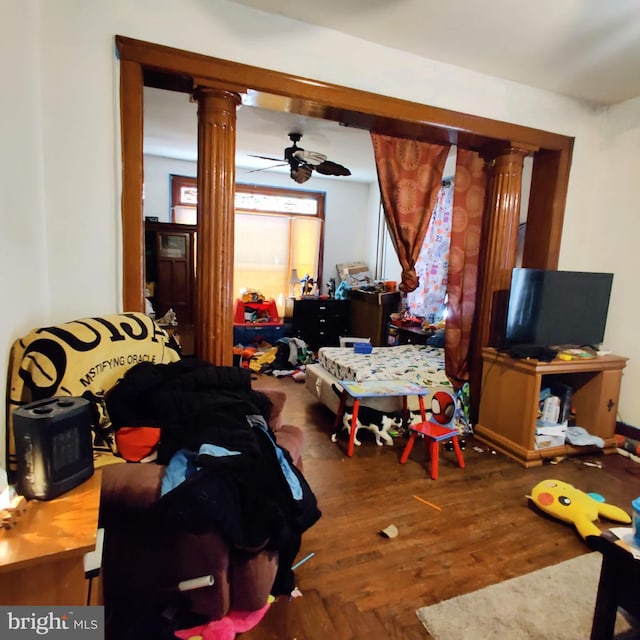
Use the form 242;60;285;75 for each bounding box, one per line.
115;426;161;462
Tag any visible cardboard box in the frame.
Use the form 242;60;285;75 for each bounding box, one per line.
534;434;566;450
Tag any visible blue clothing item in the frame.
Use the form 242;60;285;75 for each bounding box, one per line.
161;444;241;497
199;443;242;458
161;449;195;497
246;414;303;501
565;426;604;448
160;414;302;502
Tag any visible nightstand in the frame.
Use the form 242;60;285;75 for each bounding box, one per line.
395;324;432;345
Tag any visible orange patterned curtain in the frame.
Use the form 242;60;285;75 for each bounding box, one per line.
445;148;487;386
371;134;451;292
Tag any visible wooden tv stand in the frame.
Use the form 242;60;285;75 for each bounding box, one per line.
475;348;628;468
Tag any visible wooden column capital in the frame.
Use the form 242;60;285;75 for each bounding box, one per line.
193;85;243;109
480;141;538;164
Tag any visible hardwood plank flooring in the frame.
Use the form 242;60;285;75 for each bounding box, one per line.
244;373;640;640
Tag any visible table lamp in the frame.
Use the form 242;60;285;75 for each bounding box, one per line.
288;268;301;298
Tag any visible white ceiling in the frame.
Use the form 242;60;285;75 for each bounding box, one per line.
229;0;640;105
144;87;380;182
144;0;640;184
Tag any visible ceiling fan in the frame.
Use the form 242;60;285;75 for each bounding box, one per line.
248;132;351;184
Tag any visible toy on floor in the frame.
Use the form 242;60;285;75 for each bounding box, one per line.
528;479;631;539
615;433;640;460
175;596;274;640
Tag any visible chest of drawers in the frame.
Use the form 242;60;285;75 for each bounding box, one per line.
292;298;350;350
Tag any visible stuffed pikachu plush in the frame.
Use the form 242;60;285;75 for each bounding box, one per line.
529;479;631;539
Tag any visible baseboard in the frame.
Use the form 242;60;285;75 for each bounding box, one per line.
616;420;640;440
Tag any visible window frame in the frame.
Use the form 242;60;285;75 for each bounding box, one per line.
169;175;326;287
170;174;199;206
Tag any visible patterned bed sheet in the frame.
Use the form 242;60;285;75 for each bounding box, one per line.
317;344;451;389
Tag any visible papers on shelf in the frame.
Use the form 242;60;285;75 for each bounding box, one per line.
535;421;567;449
536;422;568;437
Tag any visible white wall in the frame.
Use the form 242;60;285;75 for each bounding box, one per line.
1;0;50;467
144;156;197;221
590;97;640;427
3;0;640;469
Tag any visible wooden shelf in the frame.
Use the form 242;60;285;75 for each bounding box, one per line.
475;348;628;468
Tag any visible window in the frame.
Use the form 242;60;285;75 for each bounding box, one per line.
169;176;325;315
170;174;199;224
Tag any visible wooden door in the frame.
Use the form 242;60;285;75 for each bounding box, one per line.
155;229;193;323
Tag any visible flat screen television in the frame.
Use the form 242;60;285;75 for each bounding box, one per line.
504;268;613;349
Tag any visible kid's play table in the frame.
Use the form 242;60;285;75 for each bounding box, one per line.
333;379;429;456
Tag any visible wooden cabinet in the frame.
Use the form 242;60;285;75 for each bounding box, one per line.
292;298;350;350
145;222;195;355
0;472;102;605
475;348;628;468
350;290;401;346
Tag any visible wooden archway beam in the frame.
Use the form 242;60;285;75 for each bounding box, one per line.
116;36;573;152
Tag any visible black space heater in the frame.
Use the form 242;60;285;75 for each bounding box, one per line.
12;397;95;500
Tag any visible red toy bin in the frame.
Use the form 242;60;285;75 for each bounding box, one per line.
233;298;281;325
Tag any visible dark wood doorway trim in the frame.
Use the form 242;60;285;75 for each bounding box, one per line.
116;35;574;364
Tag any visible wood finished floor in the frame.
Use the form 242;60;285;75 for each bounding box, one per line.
245;373;640;640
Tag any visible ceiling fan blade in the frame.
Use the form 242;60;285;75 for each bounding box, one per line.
292;148;327;166
247;154;284;162
314;160;351;176
244;162;288;174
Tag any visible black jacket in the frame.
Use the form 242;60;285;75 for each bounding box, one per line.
105;359;321;594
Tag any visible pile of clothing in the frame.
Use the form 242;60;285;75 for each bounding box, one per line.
105;358;321;594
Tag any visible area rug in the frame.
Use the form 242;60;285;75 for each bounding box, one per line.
417;553;636;639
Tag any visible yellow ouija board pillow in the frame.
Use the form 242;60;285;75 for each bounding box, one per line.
6;312;181;471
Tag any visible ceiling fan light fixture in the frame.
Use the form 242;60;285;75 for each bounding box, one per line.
290;164;312;184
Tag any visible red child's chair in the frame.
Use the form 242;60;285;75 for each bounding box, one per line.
400;390;465;479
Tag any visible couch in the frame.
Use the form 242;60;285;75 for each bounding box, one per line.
6;312;312;623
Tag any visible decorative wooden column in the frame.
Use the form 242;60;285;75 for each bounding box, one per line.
475;144;534;350
468;144;534;422
193;86;242;365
